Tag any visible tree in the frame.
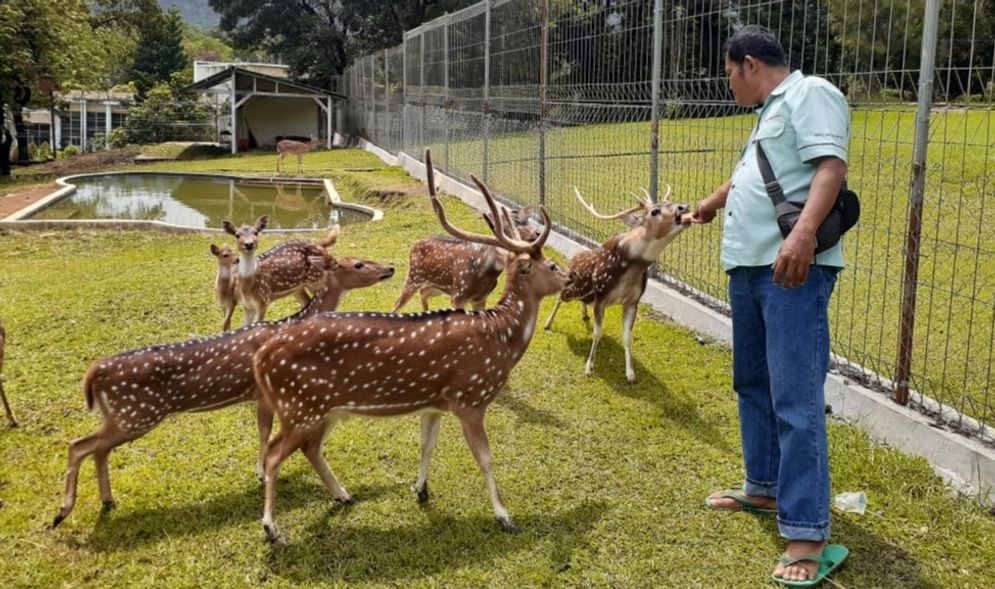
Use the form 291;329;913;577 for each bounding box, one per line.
122;75;214;144
208;0;473;88
131;6;188;98
0;0;100;175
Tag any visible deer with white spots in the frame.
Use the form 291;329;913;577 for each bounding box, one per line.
253;150;572;542
50;248;395;528
210;243;238;331
275;135;321;175
224;217;341;327
392;206;539;312
0;320;17;427
544;186;689;384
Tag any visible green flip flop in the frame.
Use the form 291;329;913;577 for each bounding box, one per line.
772;544;849;587
704;490;778;515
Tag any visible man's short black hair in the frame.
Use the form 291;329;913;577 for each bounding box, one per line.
724;25;786;68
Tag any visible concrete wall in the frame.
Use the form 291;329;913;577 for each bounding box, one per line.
241;97;319;148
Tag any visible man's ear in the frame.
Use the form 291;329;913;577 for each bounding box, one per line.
222;219;237;236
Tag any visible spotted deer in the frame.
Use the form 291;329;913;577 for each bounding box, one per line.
275;135;321;175
0;320;17;427
224;217;341;326
51;249;395;528
210;243;238;331
544;186;689;384
253;150;572;541
392;206;539;312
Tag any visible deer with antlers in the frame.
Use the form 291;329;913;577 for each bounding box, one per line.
223;217;342;327
51;243;395;528
392;206;539;312
544;186;689;384
0;320;18;427
276;135;322;175
253;150;572;541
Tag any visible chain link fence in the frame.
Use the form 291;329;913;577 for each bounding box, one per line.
343;0;995;446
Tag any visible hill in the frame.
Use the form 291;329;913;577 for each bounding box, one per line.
158;0;219;28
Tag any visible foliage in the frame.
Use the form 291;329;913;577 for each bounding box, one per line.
130;6;188;98
158;0;220;28
107;127;129;149
60;144;81;158
122;80;213;144
181;19;233;63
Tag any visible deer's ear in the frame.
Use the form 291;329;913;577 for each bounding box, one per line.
519;206;534;219
516;258;533;275
222;220;237;236
256;215;270;232
210;244;221;256
619;213;641;228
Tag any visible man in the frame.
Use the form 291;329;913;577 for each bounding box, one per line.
685;25;850;586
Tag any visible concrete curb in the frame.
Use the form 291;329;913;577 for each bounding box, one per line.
356;139;995;504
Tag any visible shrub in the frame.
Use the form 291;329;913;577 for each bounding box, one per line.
61;145;80;158
107;127;128;149
37;142;52;161
26;142;38;161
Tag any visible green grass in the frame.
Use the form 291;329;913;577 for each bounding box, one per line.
420;107;995;428
0;148;993;587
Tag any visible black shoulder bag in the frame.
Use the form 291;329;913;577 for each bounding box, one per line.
755;142;860;254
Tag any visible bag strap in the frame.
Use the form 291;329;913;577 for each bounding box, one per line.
755;142;787;206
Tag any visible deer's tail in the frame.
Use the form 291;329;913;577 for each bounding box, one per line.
82;363;101;412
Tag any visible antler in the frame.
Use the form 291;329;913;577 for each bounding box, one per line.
575;186;644;220
426;149;550;257
631;184;673;206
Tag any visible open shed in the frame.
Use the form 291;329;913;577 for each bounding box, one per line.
187;66;347;154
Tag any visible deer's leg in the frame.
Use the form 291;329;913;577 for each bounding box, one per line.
391;281;419;312
296;155;303;175
52;425;140;528
261;427;310;542
543;297;563;330
454;406;517;532
221;301;235;332
585;303;606;377
255;401;274;482
295;289;311;307
581;303;590;322
622;302;638;384
93;449;115;508
0;379;16;427
413;411;443;503
300;421;352;502
469;299;486;312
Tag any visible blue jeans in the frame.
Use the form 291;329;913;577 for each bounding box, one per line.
728;265;839;542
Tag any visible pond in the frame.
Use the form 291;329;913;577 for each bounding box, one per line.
29;174;370;229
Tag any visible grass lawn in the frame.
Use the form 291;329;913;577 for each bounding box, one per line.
0;148;993;587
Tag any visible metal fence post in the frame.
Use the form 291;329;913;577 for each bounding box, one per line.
383;48;389;150
649;0;663;203
369;55;377;142
420;32;426;155
402;36;408;152
894;0;941;406
538;0;549;208
483;0;491;183
444;15;451;173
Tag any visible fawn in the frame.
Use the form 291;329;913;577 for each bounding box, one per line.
210;243;238;331
275;135;321;175
252;150;572;541
51;247;395;528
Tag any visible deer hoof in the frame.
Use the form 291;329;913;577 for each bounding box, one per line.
415;484;430;504
498;516;520;534
101;500;117;512
334;494;354;505
263;522;281;543
50;512;67;530
626;373;637;385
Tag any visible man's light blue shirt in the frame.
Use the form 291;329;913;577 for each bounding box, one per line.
721;70;850;270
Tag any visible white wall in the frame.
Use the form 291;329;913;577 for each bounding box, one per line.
240;97;320;149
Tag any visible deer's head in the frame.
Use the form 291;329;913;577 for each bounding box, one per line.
209;243;237;267
330;257;395;289
574;186;689;241
309;135;321;148
425;150;571;298
222;215;269;253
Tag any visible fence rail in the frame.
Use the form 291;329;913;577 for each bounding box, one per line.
344;0;995;446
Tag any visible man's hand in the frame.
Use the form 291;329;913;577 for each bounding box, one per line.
683;203;717;225
772;228;816;288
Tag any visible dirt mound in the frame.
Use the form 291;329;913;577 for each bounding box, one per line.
14;147;141;182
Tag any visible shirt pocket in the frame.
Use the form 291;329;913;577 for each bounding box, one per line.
755;117;786;140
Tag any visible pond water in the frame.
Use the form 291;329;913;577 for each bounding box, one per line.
30;174;370;229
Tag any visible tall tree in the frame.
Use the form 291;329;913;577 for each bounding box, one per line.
131;6;188;98
0;0;100;175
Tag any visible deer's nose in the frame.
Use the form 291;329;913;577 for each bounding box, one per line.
244;242;256;251
677;203;690;213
